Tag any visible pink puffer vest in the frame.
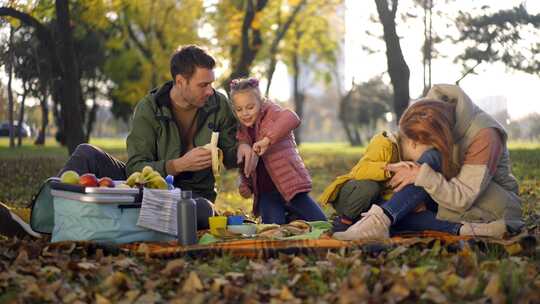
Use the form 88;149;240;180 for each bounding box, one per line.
237;102;312;215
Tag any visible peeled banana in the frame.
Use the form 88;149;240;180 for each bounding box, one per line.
203;131;223;177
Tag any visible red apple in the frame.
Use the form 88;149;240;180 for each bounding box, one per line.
98;177;115;188
79;173;98;187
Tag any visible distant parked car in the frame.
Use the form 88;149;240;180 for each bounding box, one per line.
0;121;32;137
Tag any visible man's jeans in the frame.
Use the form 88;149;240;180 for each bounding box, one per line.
380;149;462;235
60;144;215;229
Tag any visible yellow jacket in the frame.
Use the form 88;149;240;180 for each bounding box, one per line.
319;132;400;204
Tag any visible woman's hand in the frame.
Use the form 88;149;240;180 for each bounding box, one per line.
253;137;271;156
385;161;421;192
237;143;258;177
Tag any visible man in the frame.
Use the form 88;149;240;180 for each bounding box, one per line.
0;45;258;238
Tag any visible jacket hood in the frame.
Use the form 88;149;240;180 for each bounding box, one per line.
425;84;480;142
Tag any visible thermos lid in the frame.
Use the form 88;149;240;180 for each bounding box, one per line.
181;190;192;199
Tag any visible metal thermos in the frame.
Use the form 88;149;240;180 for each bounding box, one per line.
177;190;197;245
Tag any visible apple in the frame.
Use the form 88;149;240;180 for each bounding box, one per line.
98;177;115;188
79;173;99;187
60;170;80;184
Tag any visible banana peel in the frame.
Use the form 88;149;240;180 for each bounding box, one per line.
203;131;223;177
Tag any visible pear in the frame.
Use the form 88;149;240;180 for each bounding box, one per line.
60;170;80;185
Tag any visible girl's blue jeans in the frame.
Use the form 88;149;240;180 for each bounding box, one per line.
258;191;327;224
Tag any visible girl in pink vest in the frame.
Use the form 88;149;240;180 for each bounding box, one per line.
231;78;326;224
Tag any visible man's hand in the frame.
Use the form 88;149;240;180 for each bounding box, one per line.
253;137;270;156
237;143;258;177
171;147;212;174
385;161;421;192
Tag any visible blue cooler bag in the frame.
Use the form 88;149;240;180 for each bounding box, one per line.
49;186;175;244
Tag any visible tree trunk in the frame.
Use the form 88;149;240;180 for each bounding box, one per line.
34;93;48;145
0;5;86;153
223;0;269;94
374;0;410;122
292;51;304;145
7;26;15;148
55;0;86;154
85;85;98;142
33;43;48;146
422;0;433;95
17;90;26;147
264;0;308;96
51;80;65;145
265;56;278;97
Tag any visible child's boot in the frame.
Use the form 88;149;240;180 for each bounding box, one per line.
459;220;506;238
332;204;390;241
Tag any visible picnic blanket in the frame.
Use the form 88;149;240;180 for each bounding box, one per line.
43;230;535;259
122;232;476;259
44;220;536;259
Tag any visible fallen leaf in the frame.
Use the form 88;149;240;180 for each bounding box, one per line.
182;271;203;293
225;272;244;280
441;273;460;291
421;286;447;304
40;266;62;276
288;274;302;287
387;246;407;260
504;243;522;255
77;262;97;270
95;293;112;304
13;250;29;265
161;259;186;276
484;274;506;304
62;292;79;303
291;256;306;267
210;277;229;293
115;258;137;269
279;286;295;301
136;291;162;303
144;278;162;291
456;247;478;277
387;281;410;302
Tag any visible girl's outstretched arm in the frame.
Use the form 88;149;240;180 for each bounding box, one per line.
260;102;300;144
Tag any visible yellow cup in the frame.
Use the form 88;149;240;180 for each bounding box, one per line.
208;216;228;236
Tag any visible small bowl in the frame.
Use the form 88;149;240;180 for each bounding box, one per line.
227;224;256;235
227;215;245;225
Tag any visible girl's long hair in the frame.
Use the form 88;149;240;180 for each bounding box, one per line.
399;99;457;179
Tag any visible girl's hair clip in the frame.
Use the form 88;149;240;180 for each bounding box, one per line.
230;79;240;90
248;78;259;87
230;77;260;91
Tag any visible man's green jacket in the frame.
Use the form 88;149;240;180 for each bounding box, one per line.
126;81;238;201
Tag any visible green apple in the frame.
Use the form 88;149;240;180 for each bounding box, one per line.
60;170;80;184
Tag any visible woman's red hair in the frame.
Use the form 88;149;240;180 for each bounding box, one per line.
399;99;457;179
